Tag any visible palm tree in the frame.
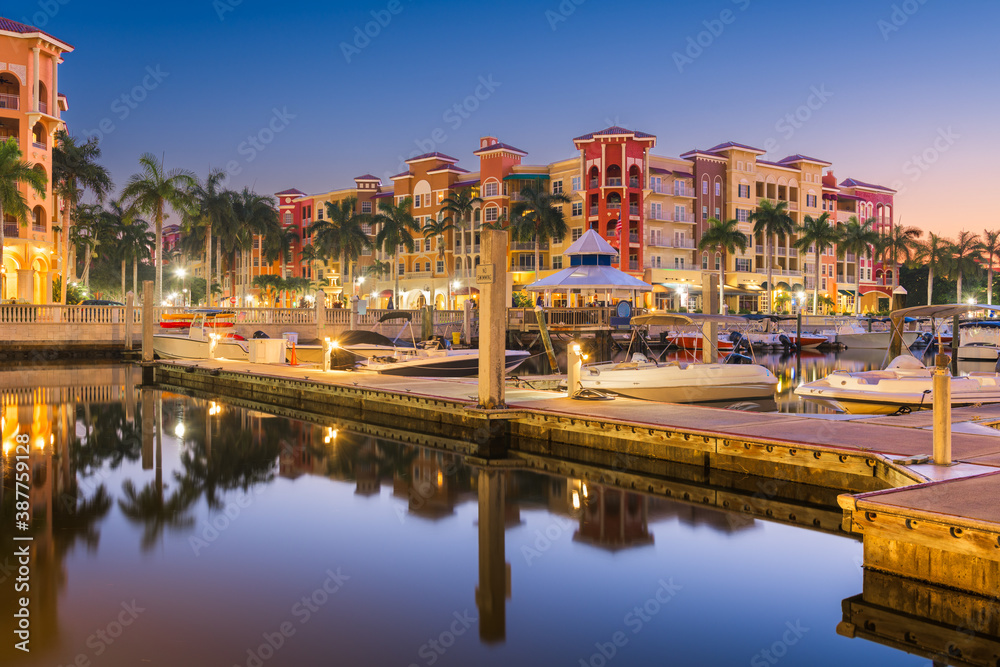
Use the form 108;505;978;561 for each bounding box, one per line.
119;215;154;296
185;169;233;306
372;197;419;309
979;229;1000;305
69;203;115;289
749;200;795;313
52;132;113;304
120;154;195;303
0;138;47;298
951;230;981;303
793;212;839;314
423;216;456;308
101;199;145;298
838;216;879;315
440;187;482;285
879;222;922;289
510;186;570;284
311;198;372;300
225;188;279;304
914;232;952;306
698;218;749;314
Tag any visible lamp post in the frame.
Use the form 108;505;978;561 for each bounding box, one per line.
175;267;187;307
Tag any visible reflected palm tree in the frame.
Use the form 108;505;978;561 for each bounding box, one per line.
118;479;198;552
53;485;113;553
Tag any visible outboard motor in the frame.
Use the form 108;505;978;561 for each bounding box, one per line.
778;333;794;351
728;331;752;355
252;330;270;339
725;352;752;365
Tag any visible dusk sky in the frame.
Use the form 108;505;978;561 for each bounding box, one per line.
11;0;998;237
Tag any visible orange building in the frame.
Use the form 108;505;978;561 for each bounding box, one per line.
0;17;71;303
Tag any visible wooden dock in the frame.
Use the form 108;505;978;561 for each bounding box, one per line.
154;358;1000;606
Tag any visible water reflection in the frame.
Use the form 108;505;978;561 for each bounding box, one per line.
3;363;998;665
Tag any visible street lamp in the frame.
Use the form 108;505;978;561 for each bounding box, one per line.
175;267;187;307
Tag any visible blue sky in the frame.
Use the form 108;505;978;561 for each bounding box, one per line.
10;0;998;235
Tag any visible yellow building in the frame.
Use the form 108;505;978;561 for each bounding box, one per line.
0;18;71;303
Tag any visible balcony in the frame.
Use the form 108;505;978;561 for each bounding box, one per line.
589;179;598;189
0;135;18;146
648;184;667;194
38;101;47;115
0;94;18;110
670;239;696;249
647;208;667;221
646;236;669;248
788;248;798;257
673;213;690;223
628;204;639;216
776;248;787;256
606;201;621;210
755;245;764;254
628;177;640;188
512;241;548;250
628;261;639;271
629;233;639;244
32;222;45;232
511;262;548;271
32;142;45;150
589;205;598;216
3;223;18;238
606;177;623;187
672;186;695;197
845;253;857;262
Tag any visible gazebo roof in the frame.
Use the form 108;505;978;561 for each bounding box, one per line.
526;265;653;292
564;229;618;256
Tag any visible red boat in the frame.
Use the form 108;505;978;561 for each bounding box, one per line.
665;332;735;351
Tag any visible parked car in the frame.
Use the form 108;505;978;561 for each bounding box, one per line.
80;299;124;306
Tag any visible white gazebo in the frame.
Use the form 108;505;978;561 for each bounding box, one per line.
525;230;653;306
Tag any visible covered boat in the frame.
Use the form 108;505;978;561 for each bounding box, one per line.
579;314;778;403
153;314;249;360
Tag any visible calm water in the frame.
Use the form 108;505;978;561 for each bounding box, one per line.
0;364;980;666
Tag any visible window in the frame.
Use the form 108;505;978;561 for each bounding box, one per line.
484;180;499;197
702;206;708;220
715;207;720;219
283;211;292;225
736;208;750;222
414;194;422;208
806;194;817;208
437;260;444;273
674;257;686;269
702;179;708;195
484;207;499;223
715;253;721;270
702;252;709;270
822;277;827;290
715;182;721;197
552;256;563;270
571;176;581;191
650;176;661;192
362;201;372;213
253;238;260;249
398;263;405;276
552;180;563;194
571;228;583;241
735;258;752;272
738;184;750;198
674;205;685;221
253;257;259;267
572;202;583;217
737;161;743;171
361;247;371;256
425;262;431;273
650;202;662;219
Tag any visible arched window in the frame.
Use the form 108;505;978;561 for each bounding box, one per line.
0;72;21;110
483;178;500;198
606;193;621;209
702;252;709;269
606;164;622;186
715;252;721;271
31;122;46;148
32;205;45;231
628;165;641;188
283;211;292;225
588;166;599;188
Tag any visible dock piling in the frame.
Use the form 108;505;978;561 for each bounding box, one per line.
702;320;718;364
125;291;134;351
567;341;583;396
478;229;508;409
141;281;155;384
534;306;559;373
933;358;952;465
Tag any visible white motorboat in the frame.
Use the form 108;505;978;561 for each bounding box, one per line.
957;323;1000;361
364;345;530;377
152;314;249;360
579;314;778;403
834;322;919;349
293;312;417;365
794;354;1000;414
796;304;1000;414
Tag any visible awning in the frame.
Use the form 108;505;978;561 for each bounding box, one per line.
892;304;1000;319
838;289;854;296
632;313;749;327
738;283;763;291
503;173;549;181
379;289;393;298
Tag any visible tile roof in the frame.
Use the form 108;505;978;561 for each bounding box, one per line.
373;191;394;199
0;17;72;48
473;141;527;156
406;151;458;163
573;126;656;141
672;171;694;179
678;149;726;160
451;178;480;189
427;163;470;173
706;141;765;154
390;170;412;179
354;174;380;181
756;159;797;170
649;167;672;175
275;188;306;196
778;153;831;166
840;178;896;193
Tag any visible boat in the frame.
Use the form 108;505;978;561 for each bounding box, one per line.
834;321;920;349
795;304;1000;413
153;314;250;360
579;314;778;403
293;312;417;365
364;343;530;377
664;332;734;352
957;322;1000;361
159;310;237;329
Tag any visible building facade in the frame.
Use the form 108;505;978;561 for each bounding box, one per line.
0;18;71;303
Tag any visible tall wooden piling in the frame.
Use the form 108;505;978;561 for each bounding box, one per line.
478;229;508;410
125;291;134;351
141;281;154;384
476;468;508;643
534;306;559;372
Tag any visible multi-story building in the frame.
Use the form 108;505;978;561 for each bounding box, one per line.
0;17;71;303
264;126;894;313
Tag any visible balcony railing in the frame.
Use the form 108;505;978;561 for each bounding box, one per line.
628;177;640;188
606;201;621;210
672;186;695;197
32;142;45;150
589;179;598;188
512;241;548;250
607;177;622;187
511;263;548;271
647;209;667;221
755;245;764;254
0;135;17;146
38;101;47;114
788;248;798;257
646;236;669;247
32;222;45;232
845;253;857;262
628;261;639;271
668;239;696;249
0;94;19;110
628;233;639;243
776;248;787;256
3;223;18;238
589;205;598;216
629;204;639;215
